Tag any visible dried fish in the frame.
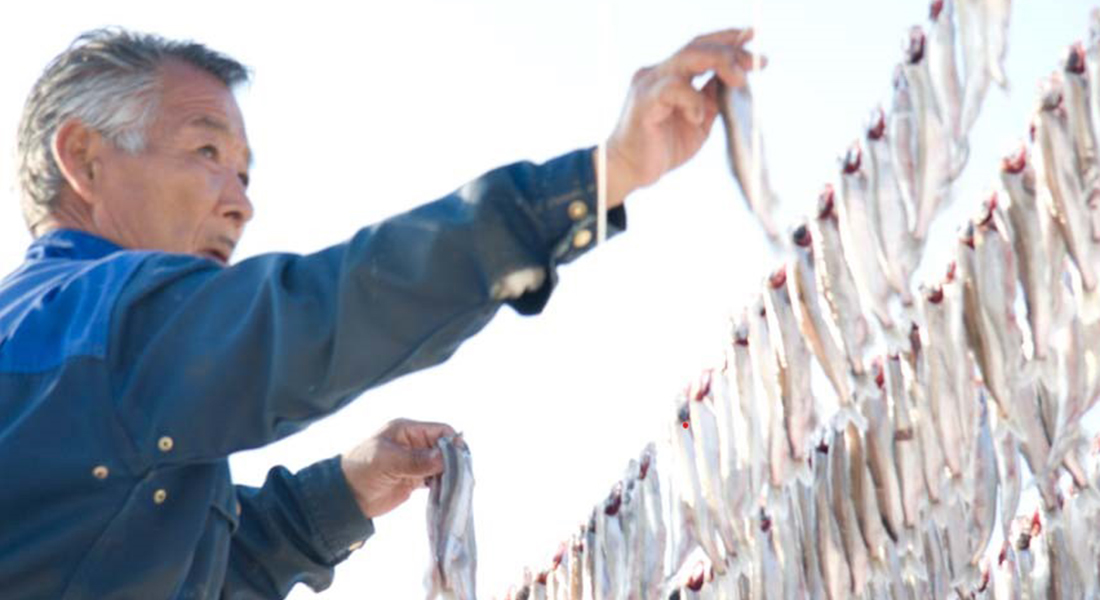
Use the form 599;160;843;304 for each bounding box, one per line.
717;80;781;244
427;436;477;600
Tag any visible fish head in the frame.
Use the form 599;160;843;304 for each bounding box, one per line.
792;223;813;249
690;369;713;401
733;320;750;346
872;357;885;388
866;107;887;141
977;192;999;231
1039;74;1066;113
841;142;863;175
929;0;945;21
945;260;957;283
924;284;945;305
759;508;772;532
604;482;623;516
769;266;787;289
1001;143;1028;175
639;451;652;480
908;322;922;354
1029;511;1043;538
816;183;837;219
1066;42;1087;75
904;26;926;64
958;222;976;249
687;561;707;591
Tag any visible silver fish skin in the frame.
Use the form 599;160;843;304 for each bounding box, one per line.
830;424;871;593
774;495;808;600
688;375;740;559
902;27;954;241
1035;76;1099;291
717;80;781;244
865;109;920;304
919;280;971;480
889;68;920;225
984;0;1011;89
1000;145;1056;360
928;0;965;145
730;318;767;506
763;268;816;463
813;442;853;600
712;366;753;526
788;224;855;407
793;476;826;599
994;428;1022;538
886;354;923;531
616;473;640;600
846;422;890;568
672;401;726;574
992;543;1021;600
754;515;784;600
745;298;793;489
584;512;598;600
569;531;584;600
967;393;999;568
906;324;948;509
426;436;477;600
957;0;992;137
923;525;951;600
637;445;667;600
812;184;872;374
861;362;906;542
838;142;897;331
599;484;627;600
1062;44;1100;217
1049;313;1088;460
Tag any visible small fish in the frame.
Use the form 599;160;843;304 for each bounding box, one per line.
671;400;727;573
730;317;767;504
829;425;871;593
814;444;852;600
788;224;855;410
793;473;827;599
688;372;741;559
598;483;627;600
1000;144;1057;360
906;323;948;509
569;531;584;600
957;0;992;137
889;67;920;225
1061;44;1100;217
838;142;897;331
745;298;794;489
1035;75;1098;291
919;280;971;480
885;354;923;531
862;359;907;541
928;0;965;148
812;184;872;374
865;108;920;304
995;429;1022;538
984;0;1012;90
902;26;954;240
763;268;816;463
637;445;667;600
426;436;477;600
967;393;999;569
717;80;782;244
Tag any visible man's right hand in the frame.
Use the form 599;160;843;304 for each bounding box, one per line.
600;28;765;208
339;418;456;519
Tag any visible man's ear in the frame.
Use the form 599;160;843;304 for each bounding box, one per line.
51;119;102;205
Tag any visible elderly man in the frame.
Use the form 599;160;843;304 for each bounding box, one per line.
0;27;759;598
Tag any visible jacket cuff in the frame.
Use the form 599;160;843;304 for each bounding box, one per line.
296;455;375;564
508;147;627;315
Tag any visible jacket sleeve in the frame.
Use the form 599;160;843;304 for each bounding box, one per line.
221;457;372;599
106;148;625;464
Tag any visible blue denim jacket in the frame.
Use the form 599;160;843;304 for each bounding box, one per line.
0;148;624;599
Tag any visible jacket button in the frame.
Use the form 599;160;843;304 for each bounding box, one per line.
572;229;593;249
567;200;588;221
158;436;174;453
236;502;242;517
153;489;168;505
92;465;109;480
348;540;364;552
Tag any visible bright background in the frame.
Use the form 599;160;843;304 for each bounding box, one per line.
0;1;1094;597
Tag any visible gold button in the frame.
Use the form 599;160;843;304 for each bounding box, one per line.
567;200;588;221
153;489;168;504
348;540;364;552
157;436;174;452
572;229;593;249
236;502;242;517
92;465;109;480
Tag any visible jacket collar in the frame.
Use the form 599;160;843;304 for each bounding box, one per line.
25;229;125;262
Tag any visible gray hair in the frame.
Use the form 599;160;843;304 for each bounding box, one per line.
16;27;250;233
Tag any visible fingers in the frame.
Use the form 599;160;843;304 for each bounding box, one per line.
661;28;766;90
388;442;445;479
383;418;457;450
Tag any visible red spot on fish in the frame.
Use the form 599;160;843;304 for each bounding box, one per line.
959;222;976;249
793;224;813;247
760;511;772;532
998;541;1009;565
816;441;830;454
536;571;549;586
682;421;689;429
909;323;922;353
842;143;862;174
927;285;944;304
640;452;652;479
734;324;750;346
687;562;706;591
888;353;900;362
930;0;944;20
945;261;957;282
692;369;713;401
1067;42;1087;75
1030;511;1042;537
867;107;886;140
906;26;926;64
873;358;885;388
979;193;998;228
817;184;836;218
977;565;991;592
1001;144;1027;174
769;267;787;289
553;543;566;568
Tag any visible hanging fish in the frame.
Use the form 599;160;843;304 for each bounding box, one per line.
865;107;920;304
426;436;477;600
717;79;782;244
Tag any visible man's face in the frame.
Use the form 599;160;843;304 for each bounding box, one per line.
89;59;253;264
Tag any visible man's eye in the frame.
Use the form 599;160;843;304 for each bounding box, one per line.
198;145;218;159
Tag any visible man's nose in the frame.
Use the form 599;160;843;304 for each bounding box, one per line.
220;176;254;227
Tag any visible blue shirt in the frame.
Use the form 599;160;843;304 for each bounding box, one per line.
0;149;623;599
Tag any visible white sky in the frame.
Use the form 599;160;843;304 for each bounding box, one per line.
0;0;1096;597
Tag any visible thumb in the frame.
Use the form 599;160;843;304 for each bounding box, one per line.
389;443;443;478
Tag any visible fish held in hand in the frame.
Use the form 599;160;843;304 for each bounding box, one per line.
718;79;781;244
427;436;477;600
